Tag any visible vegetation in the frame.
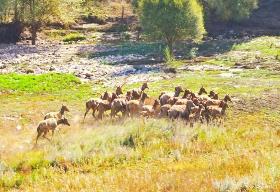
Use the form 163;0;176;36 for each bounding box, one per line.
0;67;280;191
0;0;279;190
139;0;205;55
63;33;86;43
0;0;61;44
206;0;259;22
0;73;93;101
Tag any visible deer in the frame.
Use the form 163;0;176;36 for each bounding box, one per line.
140;99;161;118
131;82;149;100
35;117;70;145
126;92;149;117
44;104;70;120
159;86;184;106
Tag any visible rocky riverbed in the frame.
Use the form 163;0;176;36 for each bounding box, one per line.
0;43;168;84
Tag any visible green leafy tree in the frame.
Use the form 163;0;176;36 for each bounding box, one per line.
0;0;60;44
0;0;13;22
27;0;60;45
206;0;258;22
139;0;205;56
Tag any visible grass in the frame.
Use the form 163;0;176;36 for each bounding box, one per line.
44;30;68;40
232;36;280;57
0;70;279;192
1;110;280;191
0;73;82;93
0;35;280;191
200;36;280;68
63;33;86;43
0;73;98;102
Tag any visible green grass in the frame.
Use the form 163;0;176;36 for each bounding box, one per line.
44;30;68;40
131;70;280;98
0;73;94;101
166;36;280;69
0;73;82;93
232;36;280;57
0;34;280;190
63;33;86;43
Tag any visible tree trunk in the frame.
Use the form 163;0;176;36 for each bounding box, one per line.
30;0;36;45
31;24;37;45
121;6;124;23
121;0;124;24
167;38;174;57
14;0;18;22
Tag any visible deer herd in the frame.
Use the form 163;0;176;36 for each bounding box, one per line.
35;82;232;144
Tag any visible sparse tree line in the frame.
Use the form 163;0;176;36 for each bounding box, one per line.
0;0;259;47
0;0;60;44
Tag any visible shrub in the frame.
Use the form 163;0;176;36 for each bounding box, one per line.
206;0;258;22
139;0;205;55
163;46;174;63
63;33;86;42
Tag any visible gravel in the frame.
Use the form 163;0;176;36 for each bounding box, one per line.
0;43;163;83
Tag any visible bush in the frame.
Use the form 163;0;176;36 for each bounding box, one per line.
186;47;198;59
121;32;131;41
206;0;258;22
163;47;174;63
139;0;205;55
63;33;86;42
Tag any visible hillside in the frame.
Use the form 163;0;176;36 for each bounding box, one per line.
206;0;280;37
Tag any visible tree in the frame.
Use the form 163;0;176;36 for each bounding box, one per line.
205;0;258;22
139;0;205;56
0;0;60;44
27;0;60;45
0;0;13;22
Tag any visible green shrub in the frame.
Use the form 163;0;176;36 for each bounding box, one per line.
163;46;174;63
206;0;258;22
63;33;86;42
139;0;205;55
186;47;198;59
121;32;131;41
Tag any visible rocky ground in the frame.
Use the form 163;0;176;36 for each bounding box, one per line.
0;42;169;85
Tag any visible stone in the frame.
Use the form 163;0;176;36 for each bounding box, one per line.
49;66;56;71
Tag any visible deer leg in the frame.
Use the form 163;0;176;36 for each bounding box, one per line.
190;121;194;128
92;108;96;118
97;111;103;120
111;108;115;119
43;131;51;142
84;107;90;121
35;131;43;145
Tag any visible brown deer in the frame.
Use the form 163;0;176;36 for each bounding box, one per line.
35;117;70;145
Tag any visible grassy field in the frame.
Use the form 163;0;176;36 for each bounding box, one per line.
0;36;280;191
0;69;280;191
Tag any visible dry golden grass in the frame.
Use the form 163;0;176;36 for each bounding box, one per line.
1;66;280;191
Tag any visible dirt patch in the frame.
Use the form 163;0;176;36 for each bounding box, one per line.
179;64;230;71
233;89;280;113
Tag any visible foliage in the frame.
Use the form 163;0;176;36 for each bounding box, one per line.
139;0;205;55
0;0;61;44
63;32;86;42
163;46;174;63
89;42;164;58
206;0;258;22
0;0;9;22
0;73;83;93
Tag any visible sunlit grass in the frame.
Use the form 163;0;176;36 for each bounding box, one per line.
1;110;280;191
0;65;280;191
